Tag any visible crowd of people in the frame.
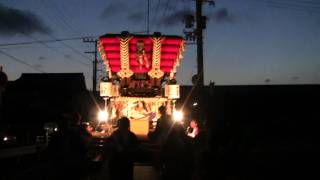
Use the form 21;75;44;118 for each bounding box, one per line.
43;105;208;180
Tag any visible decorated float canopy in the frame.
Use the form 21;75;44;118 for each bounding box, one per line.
98;32;185;79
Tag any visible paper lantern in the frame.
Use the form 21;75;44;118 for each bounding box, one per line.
100;82;120;97
100;82;113;97
165;84;180;99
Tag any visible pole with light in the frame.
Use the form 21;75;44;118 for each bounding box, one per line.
165;80;183;123
99;77;119;123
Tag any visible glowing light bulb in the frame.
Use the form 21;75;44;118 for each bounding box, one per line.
98;111;108;122
173;111;183;122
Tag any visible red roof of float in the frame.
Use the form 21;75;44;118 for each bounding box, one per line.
98;33;185;76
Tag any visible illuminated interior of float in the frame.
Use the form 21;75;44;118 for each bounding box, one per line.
98;31;185;139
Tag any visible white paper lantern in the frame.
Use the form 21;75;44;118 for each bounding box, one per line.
165;84;180;99
100;82;113;97
100;82;120;97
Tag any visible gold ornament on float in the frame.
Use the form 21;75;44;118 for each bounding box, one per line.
117;36;133;78
148;37;164;79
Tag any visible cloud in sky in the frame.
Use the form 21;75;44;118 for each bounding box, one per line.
64;54;72;59
127;11;146;23
156;7;235;27
100;1;235;27
33;63;43;69
0;3;51;36
100;1;127;18
208;8;235;23
100;0;179;25
159;9;194;26
38;56;46;61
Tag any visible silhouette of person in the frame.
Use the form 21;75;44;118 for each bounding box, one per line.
48;112;89;179
148;106;172;144
108;117;139;180
161;124;193;180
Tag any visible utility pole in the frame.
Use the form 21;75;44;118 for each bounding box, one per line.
196;0;214;86
184;0;214;86
196;0;204;87
83;38;98;92
183;0;214;122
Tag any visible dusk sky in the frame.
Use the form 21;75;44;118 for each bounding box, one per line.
0;0;319;89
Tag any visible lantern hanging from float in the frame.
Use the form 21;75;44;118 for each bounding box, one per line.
165;84;180;99
100;81;119;97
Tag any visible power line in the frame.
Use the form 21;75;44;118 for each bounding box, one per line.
48;0;89;43
263;0;320;14
269;4;320;14
0;36;98;47
12;30;93;64
23;33;91;67
0;14;91;68
0;50;45;73
268;0;320;9
38;0;93;60
278;0;320;6
50;0;79;33
49;0;92;50
261;0;320;9
37;0;76;37
41;0;77;36
46;33;92;62
155;0;170;30
2;1;92;70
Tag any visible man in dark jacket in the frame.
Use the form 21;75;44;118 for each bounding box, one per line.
148;106;172;144
108;117;139;180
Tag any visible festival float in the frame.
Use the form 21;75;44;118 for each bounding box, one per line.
97;31;185;139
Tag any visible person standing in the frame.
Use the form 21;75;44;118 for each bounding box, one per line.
48;112;89;179
108;117;139;180
148;106;172;144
